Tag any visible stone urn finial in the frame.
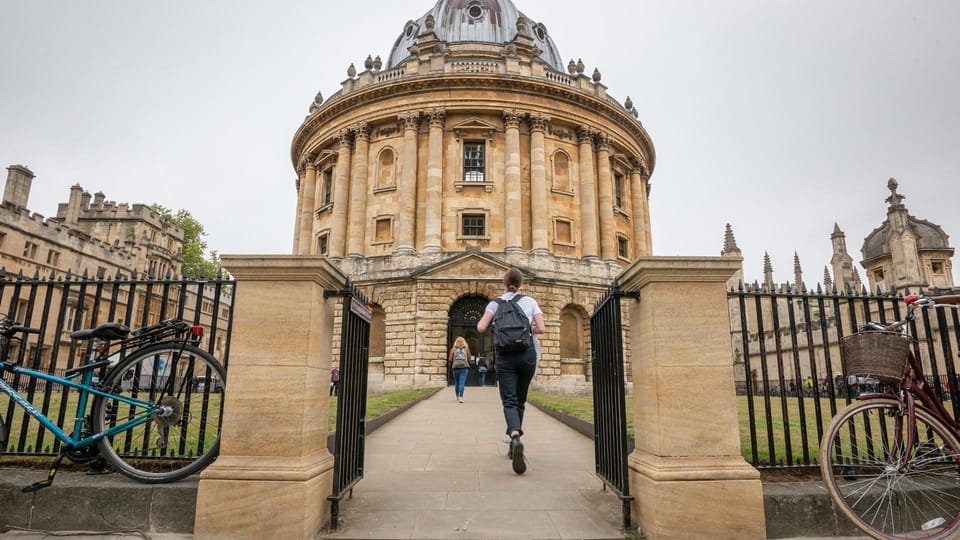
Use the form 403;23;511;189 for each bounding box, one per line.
888;177;898;191
425;14;435;31
373;55;383;71
309;91;323;112
516;16;528;34
576;58;585;74
592;68;602;82
364;55;374;70
347;63;357;78
568;59;577;75
624;96;633;110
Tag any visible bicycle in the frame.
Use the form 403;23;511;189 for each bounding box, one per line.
0;315;226;491
819;293;960;539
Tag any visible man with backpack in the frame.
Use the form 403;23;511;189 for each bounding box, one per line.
477;267;545;475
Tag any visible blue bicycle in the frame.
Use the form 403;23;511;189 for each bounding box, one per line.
0;315;225;490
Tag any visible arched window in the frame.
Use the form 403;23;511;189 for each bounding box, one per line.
377;148;396;189
369;304;386;358
552;151;571;192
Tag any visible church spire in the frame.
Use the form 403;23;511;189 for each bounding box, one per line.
823;266;833;290
793;252;803;291
721;223;741;256
831;223;856;292
763;251;774;289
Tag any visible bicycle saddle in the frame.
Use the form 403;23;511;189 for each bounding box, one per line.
70;322;130;341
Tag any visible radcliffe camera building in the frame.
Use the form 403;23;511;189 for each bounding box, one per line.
290;0;654;391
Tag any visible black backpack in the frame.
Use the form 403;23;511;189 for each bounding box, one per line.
492;294;533;352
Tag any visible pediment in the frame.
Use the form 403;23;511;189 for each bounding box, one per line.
413;252;514;281
452;117;498;141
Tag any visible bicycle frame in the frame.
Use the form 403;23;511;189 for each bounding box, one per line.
0;357;163;451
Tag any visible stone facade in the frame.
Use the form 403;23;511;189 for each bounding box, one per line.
291;0;652;392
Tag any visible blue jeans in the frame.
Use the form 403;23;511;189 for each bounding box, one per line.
452;368;468;397
495;347;537;436
478;370;487;386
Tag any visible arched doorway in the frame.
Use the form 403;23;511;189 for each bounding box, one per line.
447;295;495;386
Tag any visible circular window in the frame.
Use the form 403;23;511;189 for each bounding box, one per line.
534;24;547;41
467;4;483;20
405;23;416;38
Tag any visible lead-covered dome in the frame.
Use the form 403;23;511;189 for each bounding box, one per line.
861;178;952;261
388;0;565;72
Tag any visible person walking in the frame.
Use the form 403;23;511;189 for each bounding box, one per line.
478;356;488;386
477;267;545;475
448;336;472;403
330;367;340;397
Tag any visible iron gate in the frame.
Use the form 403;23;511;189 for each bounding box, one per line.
325;284;371;529
590;280;636;530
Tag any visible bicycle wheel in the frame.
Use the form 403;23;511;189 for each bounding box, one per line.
820;398;960;539
91;342;226;483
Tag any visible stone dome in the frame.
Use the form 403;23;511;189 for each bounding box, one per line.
861;179;952;261
387;0;565;72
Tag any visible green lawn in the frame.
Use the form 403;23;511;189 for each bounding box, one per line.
328;387;438;433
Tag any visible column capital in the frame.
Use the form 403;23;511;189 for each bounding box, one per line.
595;132;611;151
352;122;370;141
577;125;594;144
527;112;550;133
399;111;421;132
503;109;522;130
337;128;353;149
427;108;446;128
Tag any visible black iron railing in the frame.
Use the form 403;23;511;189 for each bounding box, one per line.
590;281;635;531
326;284;371;530
732;283;960;470
0;268;234;457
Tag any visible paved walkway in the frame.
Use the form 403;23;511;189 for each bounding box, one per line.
322;385;628;539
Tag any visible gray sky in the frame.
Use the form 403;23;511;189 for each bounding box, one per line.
2;0;958;287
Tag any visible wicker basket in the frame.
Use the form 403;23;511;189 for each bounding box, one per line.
841;331;913;384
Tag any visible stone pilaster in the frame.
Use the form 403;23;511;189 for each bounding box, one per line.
529;113;549;253
396;112;420;255
292;169;305;254
595;134;615;261
329;129;353;259
194;255;348;539
424;108;445;254
347;123;370;258
577;126;598;259
629;160;650;257
618;257;765;540
504;109;523;253
297;158;318;255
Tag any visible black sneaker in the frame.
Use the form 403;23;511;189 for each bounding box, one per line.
510;436;526;474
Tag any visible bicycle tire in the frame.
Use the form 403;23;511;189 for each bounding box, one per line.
91;342;226;483
820;398;960;540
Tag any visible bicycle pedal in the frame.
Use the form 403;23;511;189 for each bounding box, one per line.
22;480;51;493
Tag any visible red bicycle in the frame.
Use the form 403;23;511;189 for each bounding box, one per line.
820;293;960;539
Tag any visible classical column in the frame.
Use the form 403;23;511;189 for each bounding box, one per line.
297;158;318;255
292;174;304;254
504;109;523;253
396;112;420;255
528;113;549;253
423;109;445;254
619;257;765;539
329;129;353;259
630;160;651;257
194;255;348;539
346;122;370;258
595;133;616;261
577;126;599;259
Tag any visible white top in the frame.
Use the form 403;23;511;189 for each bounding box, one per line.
484;291;543;323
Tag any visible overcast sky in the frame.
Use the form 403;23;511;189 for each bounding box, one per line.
2;1;958;287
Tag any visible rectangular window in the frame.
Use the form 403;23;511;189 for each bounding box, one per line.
374;217;392;243
0;232;6;249
462;214;486;237
318;233;329;255
463;142;485;182
617;237;629;259
22;241;38;259
932;261;945;275
322;169;333;206
46;250;60;266
555;220;572;244
614;174;624;208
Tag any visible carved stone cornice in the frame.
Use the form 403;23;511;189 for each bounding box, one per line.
399;111;421;132
428;108;446;129
527;112;549;133
352;122;370;141
503;109;522;130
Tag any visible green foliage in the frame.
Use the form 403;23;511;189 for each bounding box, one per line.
151;204;223;277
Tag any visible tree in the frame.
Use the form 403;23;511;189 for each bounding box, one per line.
152;205;223;277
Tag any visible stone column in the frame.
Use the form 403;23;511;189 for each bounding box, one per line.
423;108;445;254
629;161;651;257
297;158;318;255
618;256;765;540
194;255;348;539
577;126;599;259
595;134;616;261
504;109;523;253
396;112;420;255
528;113;549;253
329;129;353;259
292;174;304;254
346;123;370;258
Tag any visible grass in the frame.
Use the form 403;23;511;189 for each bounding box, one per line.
329;387;438;433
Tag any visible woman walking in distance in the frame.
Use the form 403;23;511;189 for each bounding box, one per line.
477;267;545;474
448;336;472;403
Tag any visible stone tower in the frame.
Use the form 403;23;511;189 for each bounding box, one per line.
861;179;954;294
289;0;654;391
